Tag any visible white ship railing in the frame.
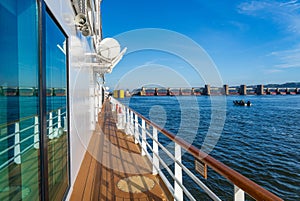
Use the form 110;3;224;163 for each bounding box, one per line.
110;98;282;201
0;108;67;170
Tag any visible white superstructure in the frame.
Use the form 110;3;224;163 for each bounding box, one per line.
44;0;124;199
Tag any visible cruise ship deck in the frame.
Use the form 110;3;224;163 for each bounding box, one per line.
0;0;286;200
70;101;171;201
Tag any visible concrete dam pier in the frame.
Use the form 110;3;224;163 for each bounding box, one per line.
127;85;300;96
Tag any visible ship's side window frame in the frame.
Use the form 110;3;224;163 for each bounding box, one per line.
38;1;70;200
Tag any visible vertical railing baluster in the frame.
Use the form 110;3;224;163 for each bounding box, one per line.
117;105;120;127
130;110;134;136
58;109;61;128
152;127;159;175
53;109;62;138
99;86;102;111
63;116;67;131
14;122;21;164
174;142;183;201
95;88;99;122
134;114;139;144
49;112;53;139
34;115;39;149
234;185;245;201
117;105;122;129
112;101;115;112
125;107;130;134
123;105;126;129
141;119;146;156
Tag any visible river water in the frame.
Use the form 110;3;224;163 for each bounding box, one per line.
120;95;300;200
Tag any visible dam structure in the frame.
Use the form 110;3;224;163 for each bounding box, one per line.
129;85;300;96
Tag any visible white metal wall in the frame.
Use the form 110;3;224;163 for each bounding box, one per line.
44;1;99;199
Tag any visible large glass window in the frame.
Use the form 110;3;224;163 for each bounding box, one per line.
0;0;40;200
45;10;69;201
0;1;69;200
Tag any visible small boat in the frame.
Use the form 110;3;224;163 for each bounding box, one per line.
233;100;252;106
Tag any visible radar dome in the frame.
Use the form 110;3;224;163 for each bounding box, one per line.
97;38;121;59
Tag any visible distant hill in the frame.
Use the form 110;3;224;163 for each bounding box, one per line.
264;82;300;88
246;82;300;88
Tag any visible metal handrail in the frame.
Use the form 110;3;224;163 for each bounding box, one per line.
0;107;66;170
0;115;36;129
111;98;283;201
135;113;221;200
0;107;66;130
135;108;282;201
141;130;205;201
143;127;221;200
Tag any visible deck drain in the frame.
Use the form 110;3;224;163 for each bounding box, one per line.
117;176;155;193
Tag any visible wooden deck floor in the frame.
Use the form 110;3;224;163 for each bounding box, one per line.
70;101;171;201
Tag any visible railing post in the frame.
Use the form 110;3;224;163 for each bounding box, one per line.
112;101;115;112
123;105;126;129
174;142;183;201
130;110;134;136
141;119;146;156
95;88;99;122
116;105;119;127
54;109;63;138
134;114;139;144
14;122;21;164
63;116;67;131
234;185;245;201
125;107;130;134
49;112;53;139
34;115;39;149
152;127;159;175
117;106;124;129
58;109;61;128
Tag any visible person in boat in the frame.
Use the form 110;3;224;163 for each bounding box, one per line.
233;100;239;105
247;101;251;106
233;100;241;105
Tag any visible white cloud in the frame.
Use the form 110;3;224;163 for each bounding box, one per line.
239;1;300;69
238;0;300;34
228;21;249;32
238;1;269;14
269;47;300;68
264;69;283;74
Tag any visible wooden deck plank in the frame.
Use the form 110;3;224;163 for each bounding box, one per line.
71;122;102;200
85;129;103;201
71;152;91;200
82;156;97;201
70;101;170;201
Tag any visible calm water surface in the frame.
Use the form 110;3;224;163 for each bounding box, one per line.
121;95;300;200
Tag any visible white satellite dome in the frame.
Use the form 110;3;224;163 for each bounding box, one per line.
97;38;121;60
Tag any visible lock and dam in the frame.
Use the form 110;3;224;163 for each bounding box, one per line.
126;84;300;96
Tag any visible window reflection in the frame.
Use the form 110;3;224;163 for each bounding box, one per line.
0;2;69;200
0;0;40;200
45;11;69;201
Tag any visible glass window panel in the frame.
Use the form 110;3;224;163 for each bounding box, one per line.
45;11;69;201
0;0;40;200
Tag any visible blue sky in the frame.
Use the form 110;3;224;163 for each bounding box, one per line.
101;0;300;90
